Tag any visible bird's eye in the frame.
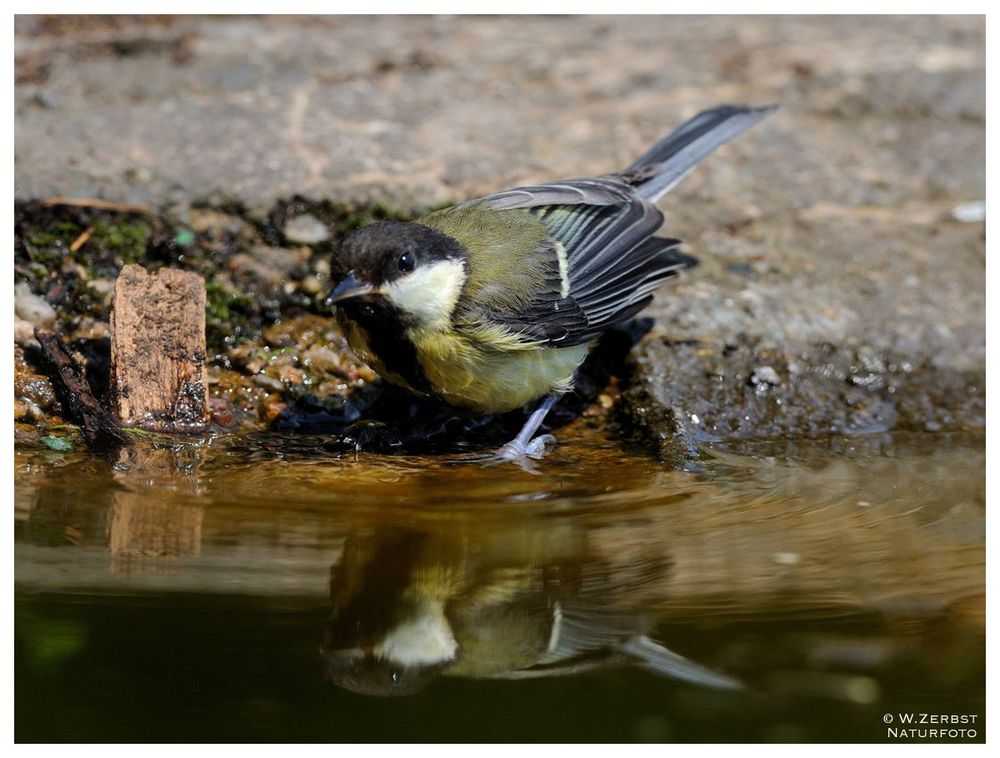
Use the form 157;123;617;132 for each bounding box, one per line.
397;251;416;273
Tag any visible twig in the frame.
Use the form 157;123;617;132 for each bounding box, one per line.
69;225;95;252
38;196;153;214
34;328;131;450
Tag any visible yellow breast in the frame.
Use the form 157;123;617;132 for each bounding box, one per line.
409;328;588;414
338;312;587;413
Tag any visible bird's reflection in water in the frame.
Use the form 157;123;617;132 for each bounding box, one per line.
322;518;740;696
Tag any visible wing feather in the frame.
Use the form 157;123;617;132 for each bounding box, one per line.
454;178;692;347
443;105;773;347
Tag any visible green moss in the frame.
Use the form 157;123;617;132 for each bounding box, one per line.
92;218;150;265
205;279;261;350
26;221;82;248
205;280;254;322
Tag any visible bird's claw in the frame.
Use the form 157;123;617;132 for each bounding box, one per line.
496;434;556;462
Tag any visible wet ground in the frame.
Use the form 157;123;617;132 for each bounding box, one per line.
15;426;984;742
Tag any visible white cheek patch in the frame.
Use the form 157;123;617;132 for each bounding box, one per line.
384;259;466;328
374;606;459;667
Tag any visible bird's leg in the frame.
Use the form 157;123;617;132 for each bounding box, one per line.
496;394;560;461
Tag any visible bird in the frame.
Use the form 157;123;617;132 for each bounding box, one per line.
327;104;775;462
322;525;742;696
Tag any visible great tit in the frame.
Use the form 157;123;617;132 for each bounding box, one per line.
327;104;775;461
322;524;741;696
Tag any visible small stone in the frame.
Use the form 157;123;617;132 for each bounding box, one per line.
166;201;193;227
88;278;116;305
301;275;325;295
261;395;288;423
245;245;311;282
14;349;59;412
74;320;110;341
208;396;237;428
951;200;985;223
15;283;57;327
275;365;303;384
253;373;286;392
750;365;781;387
303;345;344;374
14;318;38;346
14;398;41;422
284;214;331;245
124;167;153;184
33;90;60;109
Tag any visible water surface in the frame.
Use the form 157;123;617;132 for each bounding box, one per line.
15;427;985;742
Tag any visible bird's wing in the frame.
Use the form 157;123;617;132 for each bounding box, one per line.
455;178;695;347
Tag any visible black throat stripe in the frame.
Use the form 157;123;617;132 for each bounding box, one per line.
339;299;434;395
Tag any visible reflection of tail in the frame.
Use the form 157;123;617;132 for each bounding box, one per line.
618;635;743;691
490;599;743;691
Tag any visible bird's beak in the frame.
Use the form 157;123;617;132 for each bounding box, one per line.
325;272;377;306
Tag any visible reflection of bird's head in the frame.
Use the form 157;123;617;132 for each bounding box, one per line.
323;530;463;696
323;594;460;696
323;639;454;698
323;652;443;697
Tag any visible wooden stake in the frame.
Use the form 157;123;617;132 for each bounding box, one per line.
110;265;208;433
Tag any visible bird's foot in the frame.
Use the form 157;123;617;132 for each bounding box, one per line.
496;434;556;462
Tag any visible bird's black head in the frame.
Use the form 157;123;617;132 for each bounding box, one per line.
327;222;468;329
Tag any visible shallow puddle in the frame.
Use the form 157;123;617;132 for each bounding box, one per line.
14;428;985;742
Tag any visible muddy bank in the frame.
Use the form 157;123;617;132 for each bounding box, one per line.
14;197;984;460
617;337;984;462
14;15;984;460
14;199;387;442
13;198;626;455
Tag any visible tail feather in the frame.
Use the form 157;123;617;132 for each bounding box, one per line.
618;635;744;691
627;104;777;202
